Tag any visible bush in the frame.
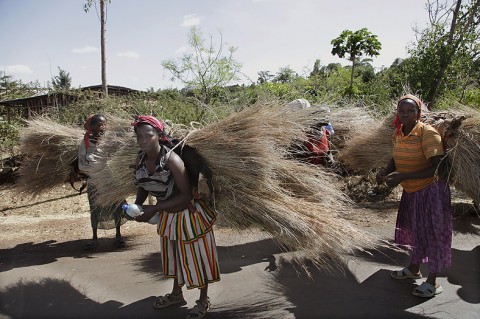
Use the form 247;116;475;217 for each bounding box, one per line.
0;120;22;157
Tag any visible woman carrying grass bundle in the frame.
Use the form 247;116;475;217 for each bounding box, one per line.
78;114;125;250
132;115;219;319
376;94;452;298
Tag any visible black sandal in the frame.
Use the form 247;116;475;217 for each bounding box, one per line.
186;298;210;319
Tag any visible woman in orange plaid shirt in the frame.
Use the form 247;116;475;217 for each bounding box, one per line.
377;94;452;298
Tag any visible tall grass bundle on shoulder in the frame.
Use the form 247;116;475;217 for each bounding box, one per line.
182;102;381;270
337;106;469;174
88;136;139;204
327;106;377;151
337;112;395;173
445;109;480;205
15;117;84;196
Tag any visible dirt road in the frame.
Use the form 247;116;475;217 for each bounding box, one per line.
1;183;479;318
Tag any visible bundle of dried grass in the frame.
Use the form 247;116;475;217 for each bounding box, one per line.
337;112;396;172
15;115;135;198
338;108;471;173
184;102;381;269
15;117;84;195
15;115;131;230
446;111;480;205
90;101;382;270
336;104;480;207
327;106;377;151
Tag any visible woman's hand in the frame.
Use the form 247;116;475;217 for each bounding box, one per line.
134;205;158;223
383;172;405;187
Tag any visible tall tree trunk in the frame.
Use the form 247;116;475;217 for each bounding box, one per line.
100;0;108;98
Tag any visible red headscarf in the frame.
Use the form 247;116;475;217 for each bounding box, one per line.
83;114;95;148
131;115;170;142
392;94;423;135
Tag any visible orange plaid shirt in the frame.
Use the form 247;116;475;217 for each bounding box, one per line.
392;122;444;193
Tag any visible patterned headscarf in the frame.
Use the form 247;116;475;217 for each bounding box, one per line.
392;94;423;135
131;115;170;142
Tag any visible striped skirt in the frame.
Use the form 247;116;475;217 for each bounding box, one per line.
395;180;452;273
157;199;220;289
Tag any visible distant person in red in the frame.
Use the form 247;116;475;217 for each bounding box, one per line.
287;99;334;167
305;122;334;166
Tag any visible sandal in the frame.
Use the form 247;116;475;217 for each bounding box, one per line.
84;240;98;250
390;267;422;280
412;282;443;298
186;298;210;319
153;292;186;309
114;237;125;248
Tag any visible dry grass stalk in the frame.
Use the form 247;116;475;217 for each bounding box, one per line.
337;113;395;172
338;108;471;173
327;106;377;151
337;105;479;206
15;115;136;199
16;117;84;195
182;102;380;269
446;111;480;204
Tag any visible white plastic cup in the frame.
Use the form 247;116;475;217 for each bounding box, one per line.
122;204;159;224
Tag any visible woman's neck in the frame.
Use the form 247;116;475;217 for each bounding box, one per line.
90;133;100;144
402;121;417;136
145;144;162;160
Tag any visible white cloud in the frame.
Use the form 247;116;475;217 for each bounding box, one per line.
4;64;33;75
72;46;98;53
181;14;202;27
117;51;140;58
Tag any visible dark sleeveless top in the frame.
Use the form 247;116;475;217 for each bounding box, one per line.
134;145;174;200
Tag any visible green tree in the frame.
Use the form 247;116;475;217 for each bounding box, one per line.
273;66;297;83
309;59;322;78
84;0;110;97
257;70;274;84
406;0;480;107
331;28;382;96
51;67;72;91
162;27;242;109
0;72;44;100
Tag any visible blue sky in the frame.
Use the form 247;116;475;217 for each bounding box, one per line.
0;0;430;91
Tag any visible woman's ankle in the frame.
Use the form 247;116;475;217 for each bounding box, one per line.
408;265;420;274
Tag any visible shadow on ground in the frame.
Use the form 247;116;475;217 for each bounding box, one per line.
1;238;479;319
0;237;140;272
357;245;480;305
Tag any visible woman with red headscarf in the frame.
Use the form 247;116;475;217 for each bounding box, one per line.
131;116;219;319
78;114;125;250
376;95;452;298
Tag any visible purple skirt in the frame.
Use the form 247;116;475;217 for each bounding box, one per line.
395;180;452;273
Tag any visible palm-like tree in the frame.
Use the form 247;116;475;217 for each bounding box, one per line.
331;28;381;96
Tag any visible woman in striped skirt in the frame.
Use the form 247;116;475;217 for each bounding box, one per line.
376;94;452;298
132;116;220;319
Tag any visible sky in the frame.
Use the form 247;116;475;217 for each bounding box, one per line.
0;0;432;92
